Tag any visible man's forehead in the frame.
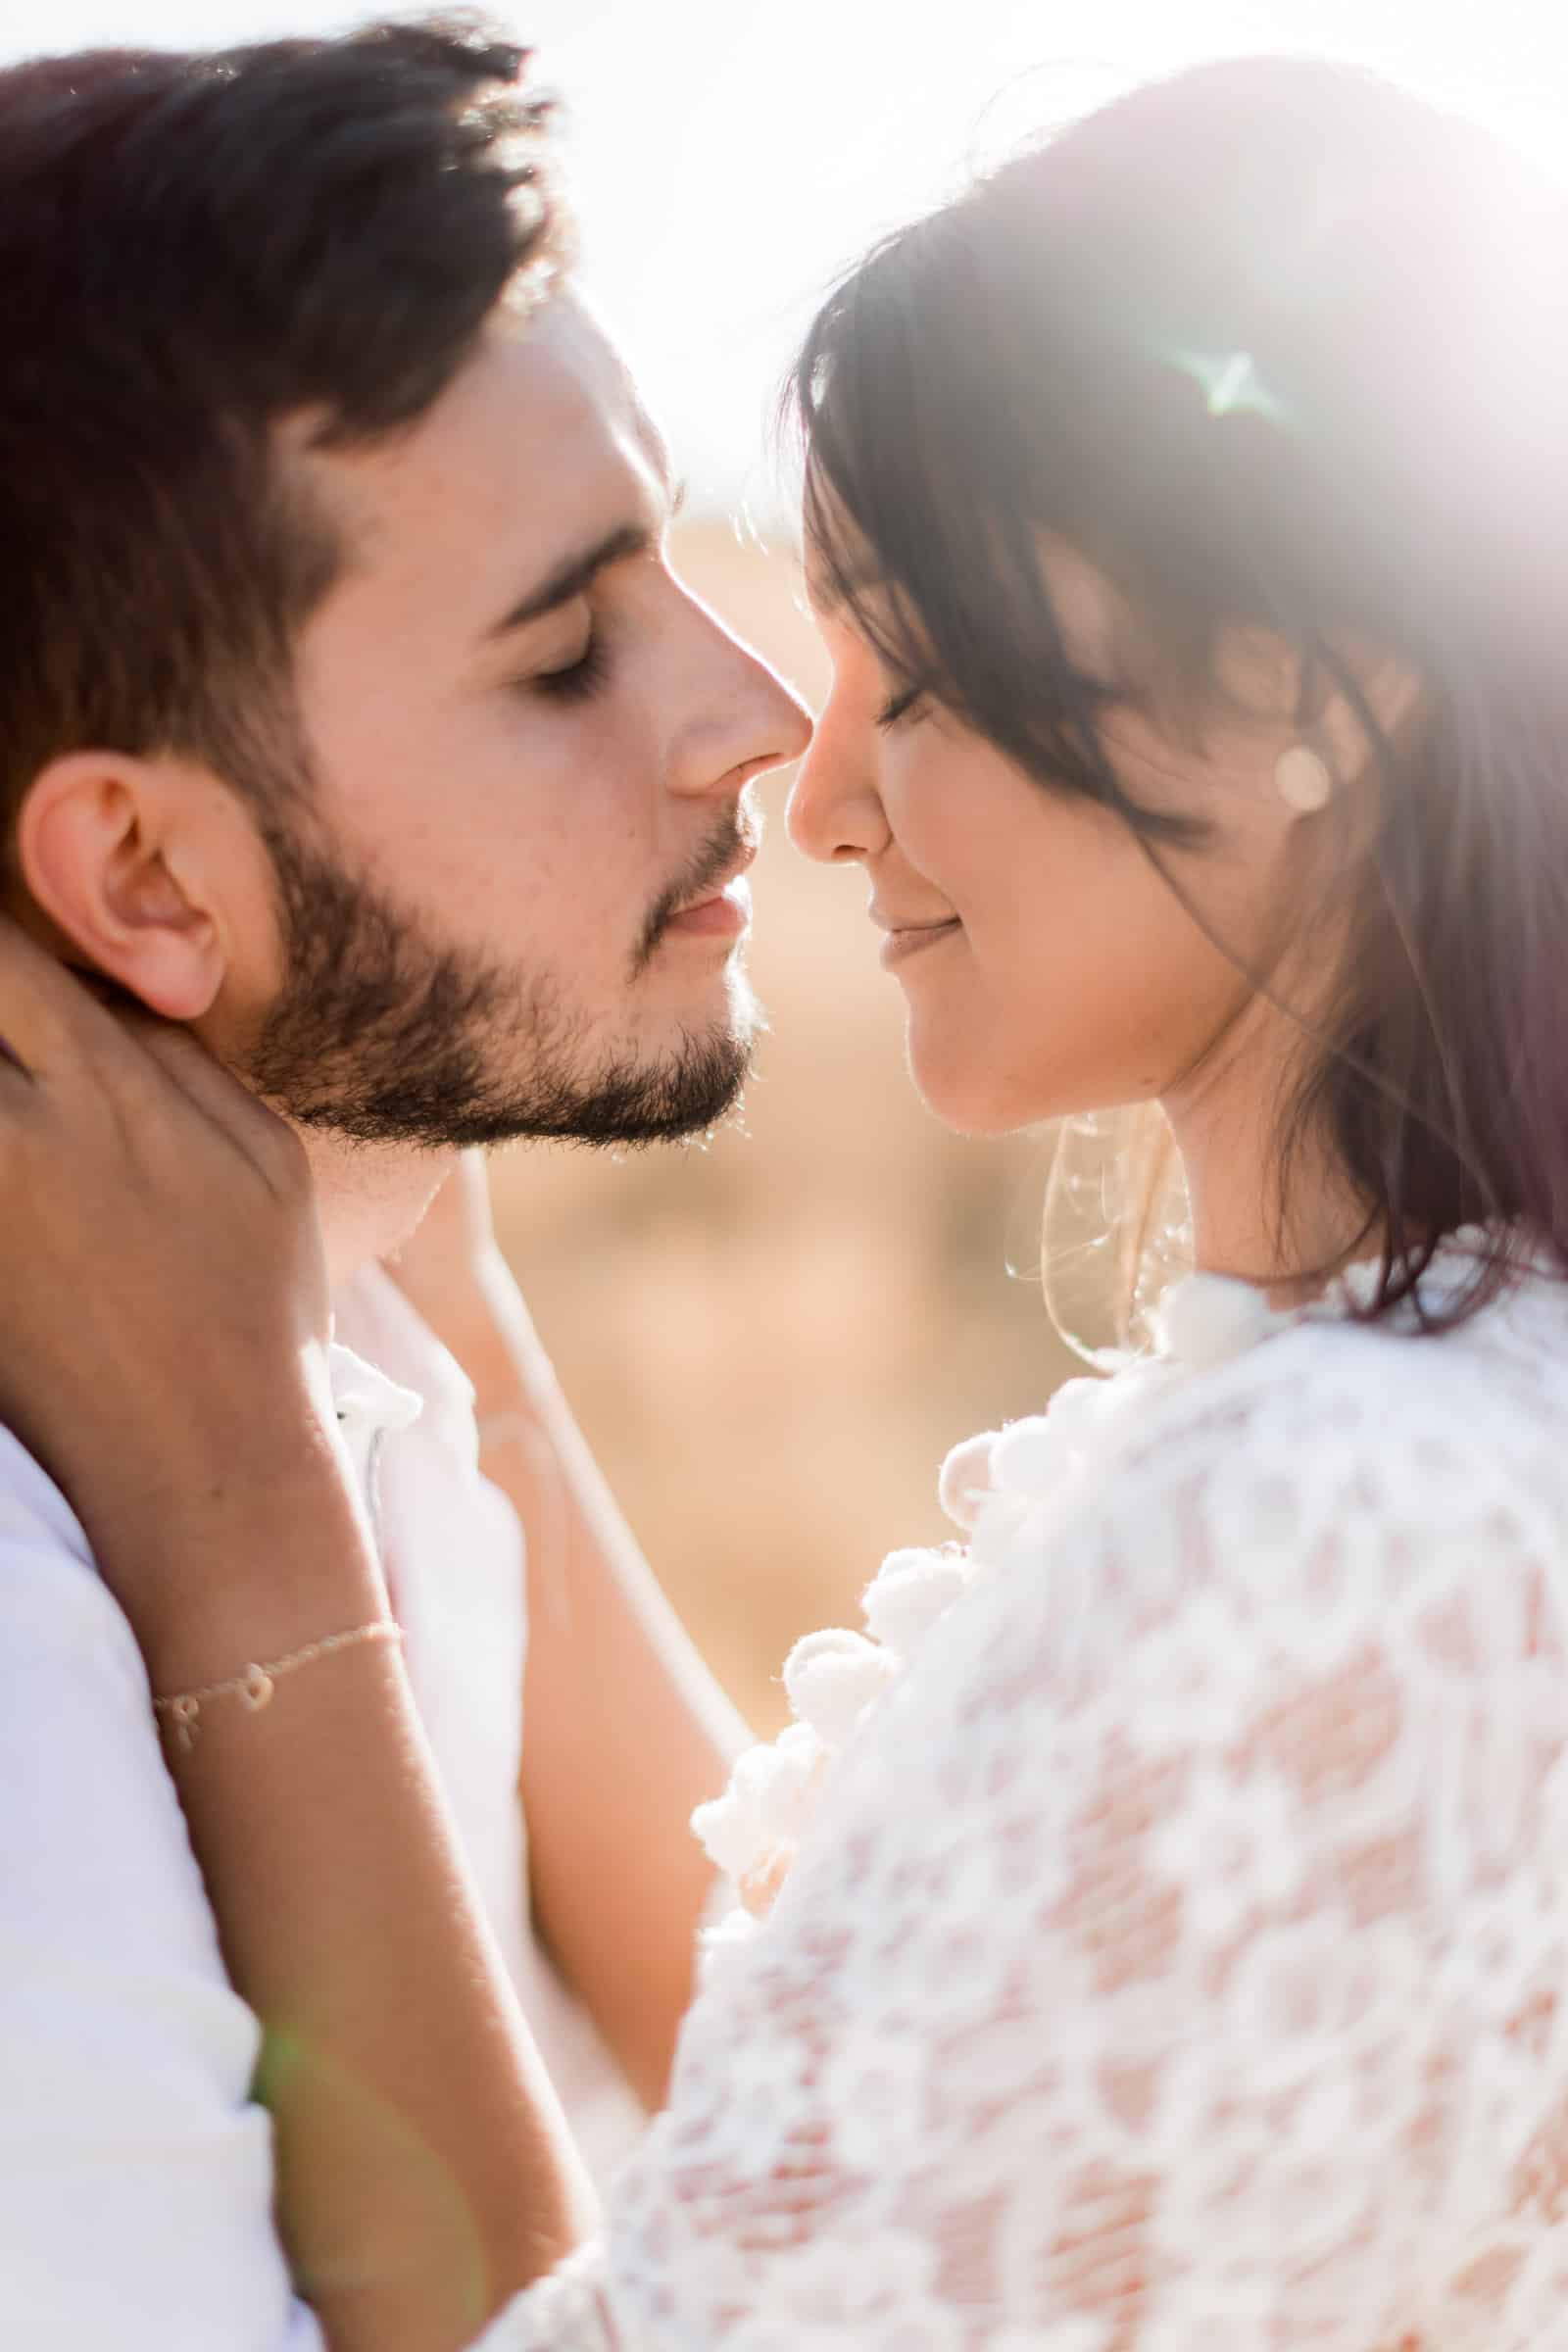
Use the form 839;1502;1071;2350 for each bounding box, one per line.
301;293;669;599
518;292;669;478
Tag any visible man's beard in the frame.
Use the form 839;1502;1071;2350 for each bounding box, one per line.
238;808;759;1151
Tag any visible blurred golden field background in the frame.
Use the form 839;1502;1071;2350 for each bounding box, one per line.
489;517;1079;1734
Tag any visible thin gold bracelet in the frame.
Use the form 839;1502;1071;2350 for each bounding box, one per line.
152;1620;404;1752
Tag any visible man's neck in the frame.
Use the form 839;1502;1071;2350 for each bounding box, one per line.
299;1130;457;1291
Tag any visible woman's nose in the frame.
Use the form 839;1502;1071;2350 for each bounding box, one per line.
786;703;890;864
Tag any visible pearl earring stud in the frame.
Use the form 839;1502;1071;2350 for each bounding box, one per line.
1275;744;1334;814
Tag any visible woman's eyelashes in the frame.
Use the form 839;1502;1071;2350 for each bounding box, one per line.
876;680;928;730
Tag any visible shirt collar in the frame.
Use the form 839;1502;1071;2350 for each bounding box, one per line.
327;1340;424;1437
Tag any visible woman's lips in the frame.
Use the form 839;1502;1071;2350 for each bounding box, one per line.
878;917;962;970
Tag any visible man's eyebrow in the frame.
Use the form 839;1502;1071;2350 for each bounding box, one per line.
486;520;654;638
635;409;672;484
638;424;690;531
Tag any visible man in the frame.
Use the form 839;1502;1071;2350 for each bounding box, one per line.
0;19;810;2342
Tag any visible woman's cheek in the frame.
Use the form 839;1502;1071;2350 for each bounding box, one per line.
879;749;965;892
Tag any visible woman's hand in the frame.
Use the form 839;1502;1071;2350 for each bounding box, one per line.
0;918;352;1666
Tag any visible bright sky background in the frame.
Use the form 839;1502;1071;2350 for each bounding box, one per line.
1;0;1565;514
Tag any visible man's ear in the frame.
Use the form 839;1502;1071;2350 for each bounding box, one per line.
14;751;231;1020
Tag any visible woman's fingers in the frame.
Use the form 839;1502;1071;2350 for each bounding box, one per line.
0;921;337;1582
120;1014;306;1191
0;919;302;1194
0;923;218;1089
0;918;123;1078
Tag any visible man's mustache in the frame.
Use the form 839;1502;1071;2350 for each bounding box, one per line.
633;795;764;975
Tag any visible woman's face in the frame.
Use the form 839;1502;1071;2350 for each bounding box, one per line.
789;533;1319;1136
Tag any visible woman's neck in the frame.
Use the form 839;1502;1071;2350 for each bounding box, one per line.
1162;1009;1370;1305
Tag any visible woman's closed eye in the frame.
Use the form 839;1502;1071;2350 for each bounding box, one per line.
876;680;929;730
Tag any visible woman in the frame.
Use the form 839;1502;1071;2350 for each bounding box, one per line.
6;47;1568;2351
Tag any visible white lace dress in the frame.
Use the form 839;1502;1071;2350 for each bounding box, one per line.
479;1237;1568;2350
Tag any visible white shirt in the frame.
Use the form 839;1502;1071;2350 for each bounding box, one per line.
0;1263;638;2347
477;1241;1568;2350
331;1267;645;2183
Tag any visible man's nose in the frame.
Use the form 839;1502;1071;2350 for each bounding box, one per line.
669;612;813;801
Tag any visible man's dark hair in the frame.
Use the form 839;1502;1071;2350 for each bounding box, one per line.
0;15;562;836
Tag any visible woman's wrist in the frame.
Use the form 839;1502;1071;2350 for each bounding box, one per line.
90;1432;390;1701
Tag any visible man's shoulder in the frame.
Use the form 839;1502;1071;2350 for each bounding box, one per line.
0;1416;139;1654
0;1444;312;2348
0;1416;169;1783
0;1414;246;2024
0;1416;92;1557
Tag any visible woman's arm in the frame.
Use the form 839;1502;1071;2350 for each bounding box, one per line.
387;1158;747;2109
149;1474;594;2352
0;929;590;2352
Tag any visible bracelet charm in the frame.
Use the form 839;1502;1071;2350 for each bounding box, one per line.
154;1620;402;1751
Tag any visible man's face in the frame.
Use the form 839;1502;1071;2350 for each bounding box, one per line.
231;294;811;1149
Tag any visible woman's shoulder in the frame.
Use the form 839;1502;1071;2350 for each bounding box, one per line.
693;1263;1568;1984
976;1260;1568;1555
909;1267;1568;1753
1184;1270;1562;1493
847;1269;1568;1835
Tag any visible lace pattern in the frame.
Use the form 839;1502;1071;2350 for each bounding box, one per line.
481;1244;1568;2348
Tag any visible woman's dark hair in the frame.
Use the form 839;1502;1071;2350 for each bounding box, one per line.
790;58;1568;1324
0;15;562;829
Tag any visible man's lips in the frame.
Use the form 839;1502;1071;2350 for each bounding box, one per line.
671;843;757;919
662;852;757;940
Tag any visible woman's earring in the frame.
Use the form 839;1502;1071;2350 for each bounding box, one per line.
1275;744;1334;814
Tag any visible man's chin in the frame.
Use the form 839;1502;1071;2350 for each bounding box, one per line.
564;988;763;1148
509;1015;757;1152
271;1017;756;1154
